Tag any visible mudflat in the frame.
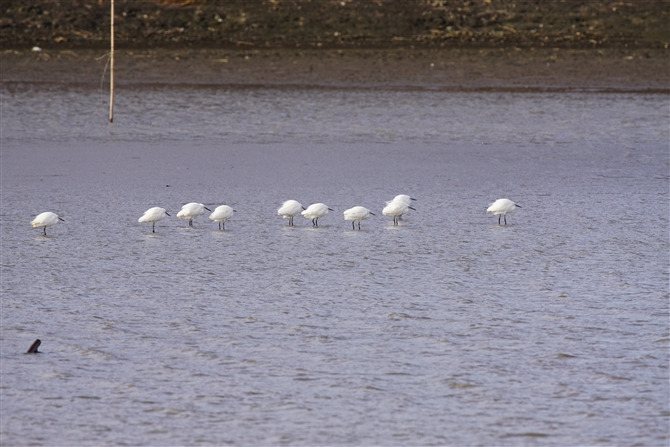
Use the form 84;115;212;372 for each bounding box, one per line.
2;47;668;91
1;0;668;90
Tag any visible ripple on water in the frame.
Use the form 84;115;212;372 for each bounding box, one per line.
1;86;668;446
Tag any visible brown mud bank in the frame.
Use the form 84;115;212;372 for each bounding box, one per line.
2;47;668;91
1;1;668;90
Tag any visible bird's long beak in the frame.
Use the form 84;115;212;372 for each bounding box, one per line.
516;204;522;208
165;212;171;216
302;207;306;210
328;208;334;211
204;207;212;212
408;206;416;211
370;212;376;216
58;217;65;222
411;197;417;201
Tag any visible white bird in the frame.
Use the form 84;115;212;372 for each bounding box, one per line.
209;205;235;230
385;195;417;221
138;207;170;233
382;200;416;226
31;211;64;235
388;194;417;205
487;198;521;225
343;206;375;230
277;200;305;226
301;203;334;227
177;202;211;226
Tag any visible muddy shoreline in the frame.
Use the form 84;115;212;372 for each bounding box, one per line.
1;1;668;90
2;47;668;91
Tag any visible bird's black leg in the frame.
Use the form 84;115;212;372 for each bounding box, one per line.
43;227;47;235
358;221;361;230
504;215;507;225
498;215;501;225
352;221;355;230
152;222;156;233
222;222;225;230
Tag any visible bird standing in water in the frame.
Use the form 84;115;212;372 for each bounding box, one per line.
301;203;334;227
177;202;211;226
487;198;521;225
343;206;375;230
138;207;170;233
277;200;305;226
31;212;65;235
209;205;235;230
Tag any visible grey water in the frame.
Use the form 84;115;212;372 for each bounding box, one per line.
1;82;668;446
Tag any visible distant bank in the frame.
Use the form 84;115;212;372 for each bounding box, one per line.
1;0;668;50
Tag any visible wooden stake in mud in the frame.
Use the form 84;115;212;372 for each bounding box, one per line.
109;0;114;123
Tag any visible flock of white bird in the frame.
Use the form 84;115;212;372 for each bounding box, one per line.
30;196;521;235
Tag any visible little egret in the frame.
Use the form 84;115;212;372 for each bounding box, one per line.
31;212;64;235
389;194;417;205
487;198;521;225
277;200;305;226
209;205;235;230
301;203;333;227
343;206;375;230
177;202;211;226
382;200;415;226
138;207;170;233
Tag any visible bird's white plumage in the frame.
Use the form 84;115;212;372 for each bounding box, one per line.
382;200;412;217
177;202;211;226
487;198;518;215
382;199;415;225
31;211;64;235
210;205;234;221
302;203;331;219
138;206;170;232
487;198;521;225
343;206;374;229
138;207;169;223
209;205;235;230
278;199;305;226
389;194;416;205
302;203;333;226
277;200;303;218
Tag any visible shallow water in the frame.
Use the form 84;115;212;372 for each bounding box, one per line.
1;83;668;446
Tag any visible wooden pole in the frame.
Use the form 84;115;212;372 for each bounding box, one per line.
109;0;114;123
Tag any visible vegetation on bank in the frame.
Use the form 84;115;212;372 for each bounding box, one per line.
1;0;668;50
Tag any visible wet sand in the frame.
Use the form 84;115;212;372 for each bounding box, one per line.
2;47;668;91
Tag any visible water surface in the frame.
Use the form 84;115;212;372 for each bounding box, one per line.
1;83;668;446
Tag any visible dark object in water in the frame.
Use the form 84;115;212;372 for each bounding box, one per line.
26;339;41;354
